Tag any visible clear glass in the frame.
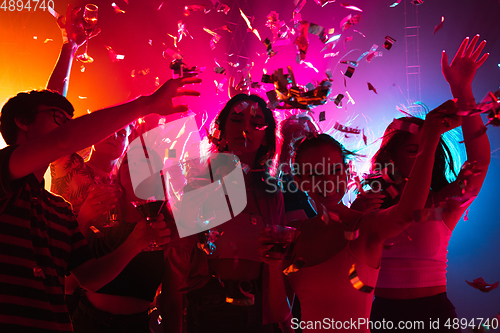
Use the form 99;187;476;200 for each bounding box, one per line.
77;4;99;64
131;199;166;251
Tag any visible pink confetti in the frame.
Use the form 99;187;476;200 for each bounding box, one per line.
105;45;124;62
340;14;361;31
433;16;445;35
466;277;499;293
157;2;163;10
368;82;377;94
340;3;363;12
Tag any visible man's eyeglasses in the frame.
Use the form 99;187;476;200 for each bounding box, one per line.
37;108;71;125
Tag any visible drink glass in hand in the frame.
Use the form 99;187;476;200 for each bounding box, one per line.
77;4;98;63
131;199;166;251
263;225;298;261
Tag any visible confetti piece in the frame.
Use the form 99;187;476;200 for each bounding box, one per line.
463;209;469;221
362;129;367;145
367;82;377;94
433;16;445;35
33;36;38;40
340;3;363;12
47;5;59;18
131;68;150;77
214;66;226;75
349;264;374;293
384;36;396;50
334;93;344;106
301;61;319;73
184;4;205;16
324;51;339;58
389;0;401;7
283;259;306;275
344;66;355;78
105;45;125;62
80;65;85;73
343;36;353;50
353;29;366;37
214;1;230;14
466;277;499;293
158;2;164;10
340;14;361;31
111;2;126;13
314;0;335;6
294;21;309;63
43;38;53;43
319;111;326;122
334;122;360;134
78;96;87;99
411;0;424;4
240;8;261;41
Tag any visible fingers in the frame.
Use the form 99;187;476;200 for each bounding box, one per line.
179;77;202;86
453;36;469;63
470;39;486;62
476;52;489;68
175;89;202;97
441;51;449;71
464;35;479;58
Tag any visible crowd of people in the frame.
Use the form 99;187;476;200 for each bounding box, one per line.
0;5;491;333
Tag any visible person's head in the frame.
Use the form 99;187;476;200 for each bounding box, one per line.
1;90;74;145
277;113;319;173
372;117;458;192
293;134;354;206
92;124;135;161
211;94;276;168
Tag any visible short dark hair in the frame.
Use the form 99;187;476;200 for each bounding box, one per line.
1;90;74;145
372;116;458;192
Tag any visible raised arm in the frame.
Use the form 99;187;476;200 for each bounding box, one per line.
9;76;201;181
367;100;462;241
438;35;491;227
46;5;99;96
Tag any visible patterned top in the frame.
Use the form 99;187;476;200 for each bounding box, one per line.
0;145;93;332
50;153;110;214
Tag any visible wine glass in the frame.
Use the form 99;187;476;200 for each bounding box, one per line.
77;4;99;63
131;199;166;251
263;225;298;261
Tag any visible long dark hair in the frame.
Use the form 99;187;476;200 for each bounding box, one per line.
372;117;459;192
208;94;277;170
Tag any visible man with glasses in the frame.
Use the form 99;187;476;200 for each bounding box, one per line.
0;72;200;333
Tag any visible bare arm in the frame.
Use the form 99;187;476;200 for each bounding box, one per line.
438;35;491;229
368;100;462;241
71;216;171;292
9;76;201;181
46;5;98;96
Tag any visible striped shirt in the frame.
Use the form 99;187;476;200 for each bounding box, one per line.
0;145;92;332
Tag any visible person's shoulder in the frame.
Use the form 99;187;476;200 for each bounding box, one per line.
51;152;84;168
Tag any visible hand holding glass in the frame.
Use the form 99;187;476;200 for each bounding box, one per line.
77;4;98;63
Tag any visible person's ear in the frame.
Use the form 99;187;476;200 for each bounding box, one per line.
14;118;28;132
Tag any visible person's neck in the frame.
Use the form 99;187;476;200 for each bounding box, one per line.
87;152;118;174
235;151;257;169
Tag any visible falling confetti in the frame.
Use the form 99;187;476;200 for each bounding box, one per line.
367;82;377;94
433;16;445;35
334;122;361;134
349;264;374;293
340;14;361;31
111;2;125;14
389;0;401;7
340;3;363;12
466;277;499;293
105;45;124;62
240;8;261;41
384;36;396;50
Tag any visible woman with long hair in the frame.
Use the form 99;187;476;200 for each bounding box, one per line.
258;98;462;332
368;36;490;332
169;94;285;333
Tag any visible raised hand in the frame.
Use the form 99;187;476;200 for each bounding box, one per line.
57;4;100;48
441;35;489;94
133;213;172;251
146;76;202;116
78;185;122;232
351;190;385;212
